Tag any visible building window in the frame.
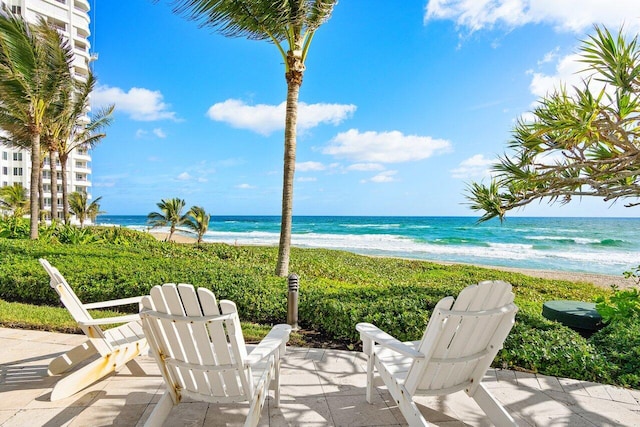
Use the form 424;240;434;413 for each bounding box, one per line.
44;198;51;207
13;152;22;161
2;152;7;160
13;167;23;176
76;173;85;181
11;6;21;15
56;172;63;180
2;167;7;175
2;182;7;187
43;171;51;179
43;184;51;192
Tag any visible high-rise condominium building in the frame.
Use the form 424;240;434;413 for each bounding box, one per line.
0;0;92;220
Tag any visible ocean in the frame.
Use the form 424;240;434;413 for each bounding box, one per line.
95;215;640;276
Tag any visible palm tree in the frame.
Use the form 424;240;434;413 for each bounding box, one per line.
45;72;114;224
147;198;188;242
166;0;337;276
0;184;29;218
68;192;102;227
184;205;210;244
0;10;74;238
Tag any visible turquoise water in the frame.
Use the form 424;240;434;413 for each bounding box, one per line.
96;215;640;276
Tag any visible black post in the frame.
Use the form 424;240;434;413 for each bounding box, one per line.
287;273;299;330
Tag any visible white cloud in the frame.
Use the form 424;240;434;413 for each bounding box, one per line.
135;129;147;139
323;129;451;163
296;161;326;172
177;172;192;181
93;85;177;121
206;99;356;136
528;52;611;103
362;170;398;184
451;154;495;180
236;183;255;189
298;177;317;182
538;47;560;66
153;128;167;138
347;163;386;171
425;0;640;33
529;53;584;98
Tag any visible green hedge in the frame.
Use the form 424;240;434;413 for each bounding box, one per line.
1;234;639;389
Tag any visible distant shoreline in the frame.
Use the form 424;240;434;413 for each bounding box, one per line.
149;231;636;290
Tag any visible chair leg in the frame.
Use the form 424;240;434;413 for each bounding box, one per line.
50;344;141;401
375;358;431;427
470;383;517;427
274;358;281;407
245;369;271;427
365;352;375;403
144;391;174;427
48;340;97;375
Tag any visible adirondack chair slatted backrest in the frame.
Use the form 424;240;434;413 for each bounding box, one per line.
140;283;253;403
40;259;107;342
405;281;517;396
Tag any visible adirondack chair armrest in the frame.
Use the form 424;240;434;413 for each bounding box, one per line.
356;322;424;359
78;313;141;326
83;296;143;310
245;324;292;367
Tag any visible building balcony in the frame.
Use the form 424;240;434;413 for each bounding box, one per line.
73;0;90;13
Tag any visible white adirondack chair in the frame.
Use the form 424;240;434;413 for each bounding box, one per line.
39;258;148;401
140;283;292;427
356;280;519;427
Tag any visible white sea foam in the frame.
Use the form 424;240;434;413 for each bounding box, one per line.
196;230;638;273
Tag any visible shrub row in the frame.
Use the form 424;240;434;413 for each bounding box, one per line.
0;233;638;388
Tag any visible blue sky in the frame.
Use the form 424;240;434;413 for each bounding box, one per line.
89;1;640;217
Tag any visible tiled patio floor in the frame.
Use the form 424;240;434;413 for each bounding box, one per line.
1;327;639;426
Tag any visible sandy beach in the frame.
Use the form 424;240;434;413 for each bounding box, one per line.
150;231;637;289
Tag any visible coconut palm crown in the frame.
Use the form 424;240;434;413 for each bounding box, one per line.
0;184;29;218
68;192;103;227
0;8;75;238
184;205;211;244
147;198;188;241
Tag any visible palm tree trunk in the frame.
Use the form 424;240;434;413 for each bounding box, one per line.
29;134;40;239
38;161;44;222
276;52;303;277
49;150;58;222
60;153;69;224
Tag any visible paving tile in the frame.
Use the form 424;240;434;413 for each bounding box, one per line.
269;396;334;426
513;371;541;390
537;374;565;393
0;409;17;425
305;348;326;361
558;377;589;396
326;392;398;426
490;387;572;416
280;370;325;398
154;401;209;427
581;381;614;400
529;413;598;426
604;385;639;405
68;403;149;427
627;388;640;405
0;406;85;427
494;369;518;386
0;387;54;411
